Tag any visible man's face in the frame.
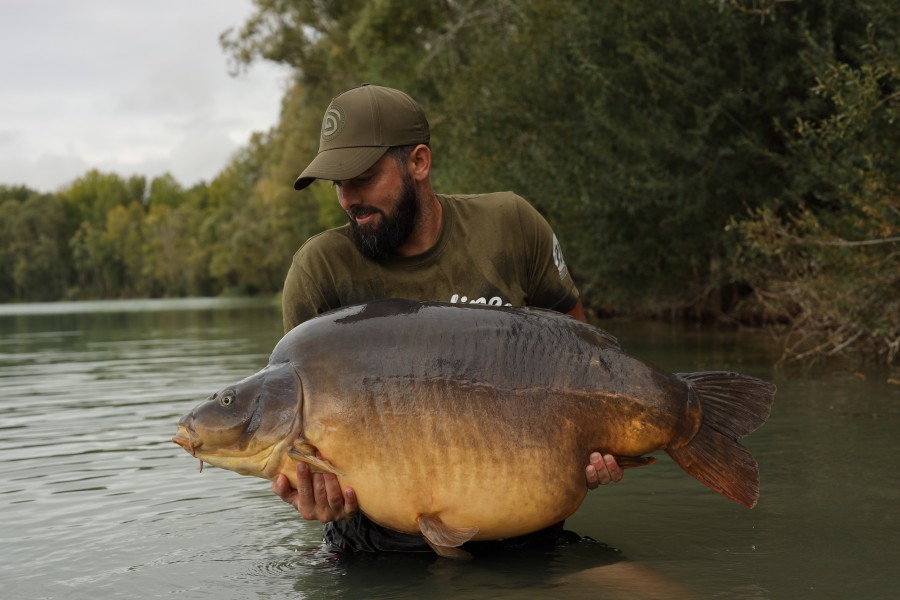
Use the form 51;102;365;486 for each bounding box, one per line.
335;154;418;260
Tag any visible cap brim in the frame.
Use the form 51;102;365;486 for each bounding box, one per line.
293;146;389;190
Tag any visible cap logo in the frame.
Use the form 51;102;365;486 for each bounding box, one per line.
321;104;345;141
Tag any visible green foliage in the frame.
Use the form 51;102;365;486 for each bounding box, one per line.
733;8;899;365
61;170;144;226
424;1;840;316
0;187;69;301
204;130;292;294
1;0;896;365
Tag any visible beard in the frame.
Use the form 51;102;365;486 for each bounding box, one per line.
348;173;419;260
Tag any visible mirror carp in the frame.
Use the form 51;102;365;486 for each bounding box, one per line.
173;299;775;558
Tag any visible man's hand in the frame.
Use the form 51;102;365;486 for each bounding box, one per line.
586;452;623;489
271;461;358;522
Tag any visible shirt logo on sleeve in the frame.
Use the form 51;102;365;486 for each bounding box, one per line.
552;234;570;280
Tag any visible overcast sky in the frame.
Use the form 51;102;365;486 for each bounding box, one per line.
0;0;291;193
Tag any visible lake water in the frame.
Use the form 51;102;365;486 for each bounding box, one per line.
1;298;898;599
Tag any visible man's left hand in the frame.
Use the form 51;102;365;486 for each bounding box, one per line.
586;452;623;488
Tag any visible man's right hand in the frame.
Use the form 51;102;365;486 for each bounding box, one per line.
271;461;358;522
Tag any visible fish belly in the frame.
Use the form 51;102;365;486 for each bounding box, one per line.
305;383;646;540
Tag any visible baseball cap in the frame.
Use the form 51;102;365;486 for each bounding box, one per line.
293;84;430;190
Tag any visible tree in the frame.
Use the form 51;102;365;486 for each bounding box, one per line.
63;171;146;297
733;4;899;365
0;189;69;301
104;202;145;295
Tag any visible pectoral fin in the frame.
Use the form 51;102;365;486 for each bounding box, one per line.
289;443;343;476
417;514;478;560
614;455;657;469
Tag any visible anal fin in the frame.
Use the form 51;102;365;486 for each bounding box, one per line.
417;514;478;560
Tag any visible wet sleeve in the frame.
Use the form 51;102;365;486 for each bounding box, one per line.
323;515;432;553
513;197;580;313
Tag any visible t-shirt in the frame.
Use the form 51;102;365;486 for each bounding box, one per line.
281;190;581;553
282;192;579;332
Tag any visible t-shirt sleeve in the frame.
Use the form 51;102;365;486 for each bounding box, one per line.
513;196;580;313
281;257;327;333
282;231;348;332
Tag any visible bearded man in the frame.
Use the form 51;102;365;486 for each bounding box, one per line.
276;84;624;554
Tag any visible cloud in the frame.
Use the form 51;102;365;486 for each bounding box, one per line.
0;0;290;193
0;154;92;192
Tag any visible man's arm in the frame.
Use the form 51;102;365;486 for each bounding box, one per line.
566;298;586;321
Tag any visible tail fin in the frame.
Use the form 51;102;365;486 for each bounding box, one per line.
666;372;776;508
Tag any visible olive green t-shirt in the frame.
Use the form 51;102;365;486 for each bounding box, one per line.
282;191;579;332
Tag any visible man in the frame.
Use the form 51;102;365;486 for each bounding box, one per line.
273;84;623;553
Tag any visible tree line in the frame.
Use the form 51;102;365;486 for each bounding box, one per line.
2;0;897;365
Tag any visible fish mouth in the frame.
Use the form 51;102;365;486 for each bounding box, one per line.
173;423;208;473
172;423;202;456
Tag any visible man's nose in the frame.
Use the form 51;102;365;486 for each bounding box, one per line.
336;183;359;211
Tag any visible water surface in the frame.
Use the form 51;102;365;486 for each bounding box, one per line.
1;298;898;599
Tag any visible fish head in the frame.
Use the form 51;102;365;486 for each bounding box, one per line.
173;361;301;480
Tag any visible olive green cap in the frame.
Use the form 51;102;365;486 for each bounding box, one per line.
293;84;430;190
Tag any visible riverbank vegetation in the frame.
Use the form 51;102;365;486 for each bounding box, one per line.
1;0;896;365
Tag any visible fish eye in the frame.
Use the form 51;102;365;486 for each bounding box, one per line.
219;392;235;408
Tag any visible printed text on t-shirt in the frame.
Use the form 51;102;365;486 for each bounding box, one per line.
449;294;513;306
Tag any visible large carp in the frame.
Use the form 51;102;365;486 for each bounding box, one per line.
173;299;775;558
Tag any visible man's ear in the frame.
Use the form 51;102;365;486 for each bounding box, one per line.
407;144;432;182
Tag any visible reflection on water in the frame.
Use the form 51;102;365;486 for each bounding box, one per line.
1;300;898;599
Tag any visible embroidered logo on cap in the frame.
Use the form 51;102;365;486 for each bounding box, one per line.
321;104;345;141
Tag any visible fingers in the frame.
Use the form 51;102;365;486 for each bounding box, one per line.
604;454;624;483
586;452;624;489
274;461;357;523
272;473;296;502
342;486;359;517
311;468;331;519
310;471;340;521
586;452;603;489
294;462;319;520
